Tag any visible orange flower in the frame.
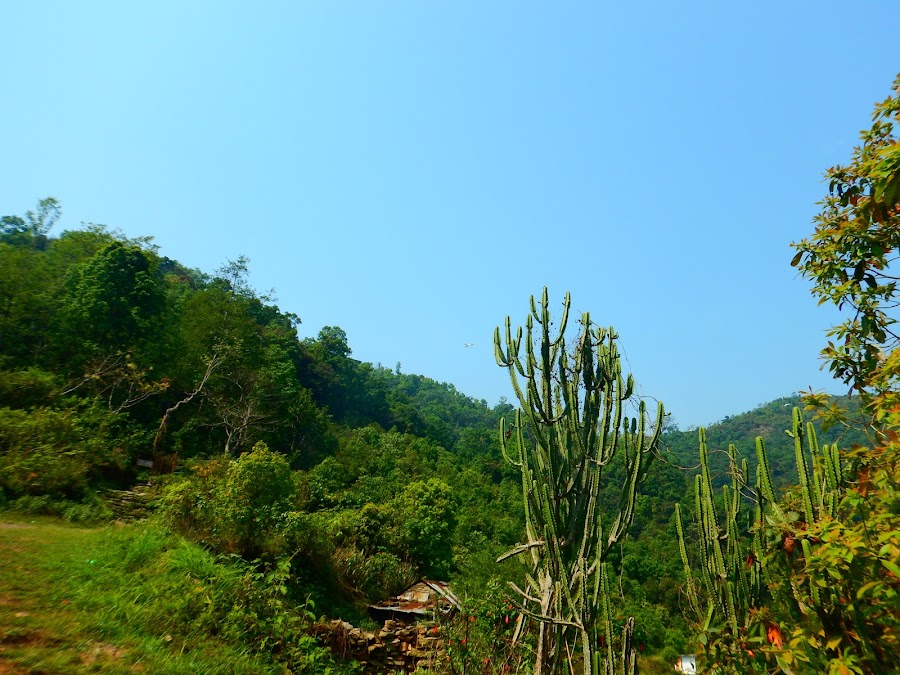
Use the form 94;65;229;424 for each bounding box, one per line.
783;534;796;554
766;624;784;648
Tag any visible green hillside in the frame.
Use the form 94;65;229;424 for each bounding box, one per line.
662;395;868;488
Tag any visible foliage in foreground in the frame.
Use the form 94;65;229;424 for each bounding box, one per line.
792;74;900;411
681;74;900;675
680;407;899;674
88;527;350;673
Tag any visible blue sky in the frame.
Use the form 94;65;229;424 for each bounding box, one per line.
2;2;898;427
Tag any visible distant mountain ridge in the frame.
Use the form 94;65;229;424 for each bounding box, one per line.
661;395;867;487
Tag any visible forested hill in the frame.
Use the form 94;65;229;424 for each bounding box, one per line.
0;203;528;602
661;395;868;487
0;201;508;464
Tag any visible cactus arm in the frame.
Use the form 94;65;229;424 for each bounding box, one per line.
791;407;816;525
806;420;825;514
676;503;701;616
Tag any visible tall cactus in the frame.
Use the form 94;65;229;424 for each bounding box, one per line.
675;431;763;663
494;288;664;675
677;407;846;670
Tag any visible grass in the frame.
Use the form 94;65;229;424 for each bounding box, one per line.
0;513;295;674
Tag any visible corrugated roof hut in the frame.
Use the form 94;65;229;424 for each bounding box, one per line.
367;580;460;624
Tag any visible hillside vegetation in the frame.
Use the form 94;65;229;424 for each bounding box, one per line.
0;205;698;669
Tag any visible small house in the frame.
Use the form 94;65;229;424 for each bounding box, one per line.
367;580;460;624
674;654;697;673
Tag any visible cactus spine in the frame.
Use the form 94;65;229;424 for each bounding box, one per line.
495;289;664;675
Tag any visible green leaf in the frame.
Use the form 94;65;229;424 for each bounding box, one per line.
881;559;900;578
856;581;879;598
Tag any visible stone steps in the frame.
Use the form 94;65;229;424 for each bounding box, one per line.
103;485;155;521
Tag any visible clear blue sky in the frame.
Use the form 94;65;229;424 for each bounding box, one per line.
2;2;898;427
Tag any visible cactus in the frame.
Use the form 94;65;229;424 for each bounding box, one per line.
675;431;763;662
758;407;843;524
677;407;846;670
494;289;664;675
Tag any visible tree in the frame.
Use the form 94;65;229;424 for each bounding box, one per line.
789;75;900;670
220;441;296;557
158;259;270;456
314;325;352;364
392;478;456;578
57;241;168;410
61;241;165;353
0;244;54;363
494;288;664;675
792;74;900;412
0;197;60;249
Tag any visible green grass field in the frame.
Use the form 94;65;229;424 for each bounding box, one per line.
0;514;294;674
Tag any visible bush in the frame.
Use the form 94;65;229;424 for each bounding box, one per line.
219;442;295;556
160;444;297;558
157;459;230;545
333;546;415;601
0;407;91;498
80;525;352;673
0;367;59;408
0;401;149;501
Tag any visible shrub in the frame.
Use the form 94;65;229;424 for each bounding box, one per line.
219;442;295;556
160;444;296;558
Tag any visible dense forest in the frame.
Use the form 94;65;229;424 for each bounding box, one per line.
1;76;898;675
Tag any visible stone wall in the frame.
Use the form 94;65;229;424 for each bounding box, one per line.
318;618;447;673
